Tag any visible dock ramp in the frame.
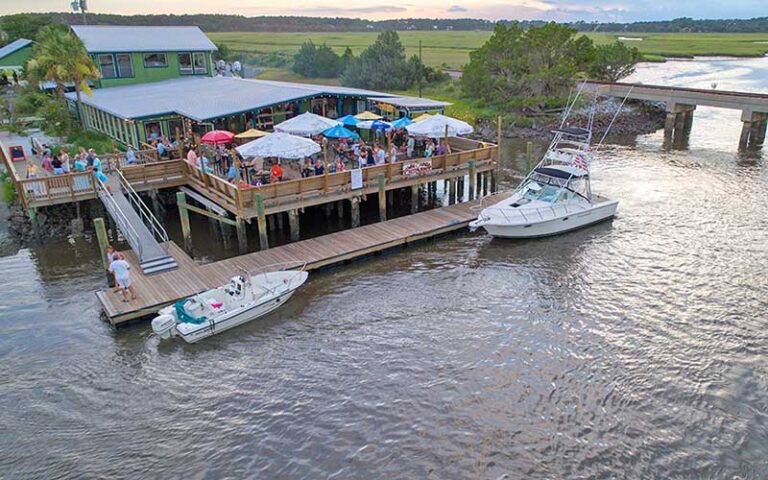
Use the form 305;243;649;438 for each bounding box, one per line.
97;171;177;275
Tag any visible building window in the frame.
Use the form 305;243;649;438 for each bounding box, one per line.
144;121;162;142
168;119;183;139
179;52;207;75
116;54;133;77
178;53;193;75
143;53;167;68
97;54;116;79
193;52;207;74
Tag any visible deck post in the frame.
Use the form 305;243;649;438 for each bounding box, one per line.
288;209;300;242
93;217;112;285
235;216;248;253
490;170;497;194
482;172;489;196
410;184;419;214
255;193;269;250
468;160;476;199
176;191;193;253
149;189;163;220
337;200;344;220
349;196;361;228
448;178;456;205
377;174;387;222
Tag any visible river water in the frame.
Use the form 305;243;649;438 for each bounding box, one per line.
2;58;767;479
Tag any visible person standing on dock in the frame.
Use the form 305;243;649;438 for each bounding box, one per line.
105;246;120;292
109;253;136;303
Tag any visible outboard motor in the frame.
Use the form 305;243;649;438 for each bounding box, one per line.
151;314;177;339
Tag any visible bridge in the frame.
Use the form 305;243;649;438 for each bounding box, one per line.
584;80;768;150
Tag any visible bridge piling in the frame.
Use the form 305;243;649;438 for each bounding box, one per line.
739;111;768;150
664;103;696;149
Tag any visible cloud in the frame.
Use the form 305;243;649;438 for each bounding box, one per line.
448;5;468;12
291;6;409;15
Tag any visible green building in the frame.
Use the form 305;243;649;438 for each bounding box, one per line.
71;25;216;89
0;38;33;73
64;25;449;148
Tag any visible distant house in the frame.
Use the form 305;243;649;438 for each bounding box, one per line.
0;38;33;73
70;25;217;89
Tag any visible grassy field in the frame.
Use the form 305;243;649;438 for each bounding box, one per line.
209;31;768;68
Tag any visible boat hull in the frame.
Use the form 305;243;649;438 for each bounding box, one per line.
479;200;618;239
176;287;299;344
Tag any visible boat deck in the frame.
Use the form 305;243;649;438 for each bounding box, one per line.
97;194;507;325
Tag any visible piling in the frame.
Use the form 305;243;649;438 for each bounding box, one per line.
377;174;387;222
255;193;269;250
410;184;420;214
235;216;248;253
93;217;111;284
176;191;193;253
350;196;361;228
526;141;533;165
468;160;476;199
288;209;300;242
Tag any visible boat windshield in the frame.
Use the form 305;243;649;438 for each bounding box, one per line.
522;182;562;203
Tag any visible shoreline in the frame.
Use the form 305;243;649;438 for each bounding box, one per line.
471;100;667;142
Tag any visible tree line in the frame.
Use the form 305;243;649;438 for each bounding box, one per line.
461;23;641;112
291;31;450;90
1;12;766;39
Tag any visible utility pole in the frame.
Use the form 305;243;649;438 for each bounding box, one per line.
418;40;423;98
71;0;88;25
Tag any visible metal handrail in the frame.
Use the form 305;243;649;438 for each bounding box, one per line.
95;177;144;260
117;169;169;253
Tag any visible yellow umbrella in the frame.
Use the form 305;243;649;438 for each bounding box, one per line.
413;113;433;122
354;111;382;121
235;128;270;139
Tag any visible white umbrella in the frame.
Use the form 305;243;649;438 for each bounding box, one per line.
274;112;340;137
405;114;474;137
236;132;321;159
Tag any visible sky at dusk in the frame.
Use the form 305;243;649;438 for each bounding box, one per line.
0;0;764;22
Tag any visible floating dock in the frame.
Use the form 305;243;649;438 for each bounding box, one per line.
97;195;505;325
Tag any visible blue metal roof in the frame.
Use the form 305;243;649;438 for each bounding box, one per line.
65;76;397;121
71;25;217;53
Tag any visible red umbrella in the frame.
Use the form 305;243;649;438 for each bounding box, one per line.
201;130;235;145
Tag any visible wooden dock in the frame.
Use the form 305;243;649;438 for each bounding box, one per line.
97;194;505;325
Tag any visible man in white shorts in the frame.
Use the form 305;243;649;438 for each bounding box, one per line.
109;253;137;302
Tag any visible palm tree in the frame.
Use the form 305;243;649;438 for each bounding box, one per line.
27;25;100;127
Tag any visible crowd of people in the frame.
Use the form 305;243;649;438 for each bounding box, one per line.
27;144;109;185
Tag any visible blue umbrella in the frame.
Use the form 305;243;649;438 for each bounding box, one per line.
322;124;360;139
369;119;392;130
391;117;413;128
337;115;359;127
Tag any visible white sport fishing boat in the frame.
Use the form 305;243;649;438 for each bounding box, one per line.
151;268;308;343
470;96;619;238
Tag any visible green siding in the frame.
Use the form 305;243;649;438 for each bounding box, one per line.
95;51;213;88
0;44;33;68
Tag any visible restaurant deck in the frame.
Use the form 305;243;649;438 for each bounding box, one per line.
97;194;506;325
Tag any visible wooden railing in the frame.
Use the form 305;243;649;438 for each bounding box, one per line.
14;140;497;212
121;159;185;189
15;149;160;208
17;171;96;207
237;143;497;210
